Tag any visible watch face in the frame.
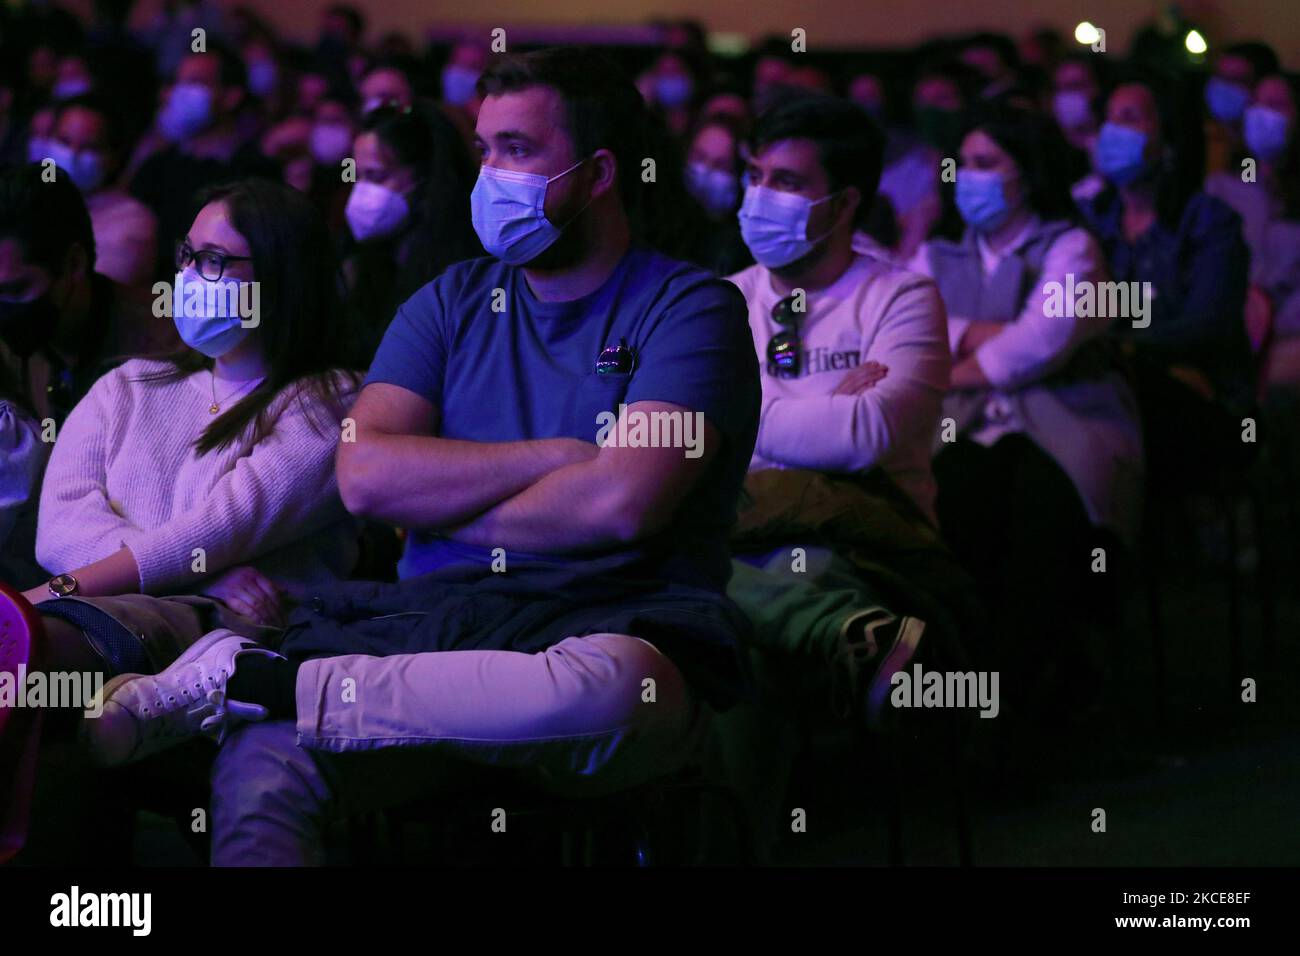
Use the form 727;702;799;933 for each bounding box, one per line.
49;574;77;596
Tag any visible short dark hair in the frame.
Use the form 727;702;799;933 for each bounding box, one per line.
962;32;1021;73
181;43;247;91
478;47;651;217
749;94;886;227
326;5;366;41
54;92;131;154
1222;42;1280;83
0;163;96;273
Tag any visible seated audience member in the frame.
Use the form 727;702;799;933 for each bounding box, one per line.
48;93;158;293
358;61;414;116
733;96;949;530
342;103;482;356
881;59;973;261
241;22;293;120
1079;80;1253;485
641;49;703;138
439;41;489;121
680;114;752;275
1050;54;1107;203
910;106;1143;710
1203;42;1279;178
0;178;361;862
1205;73;1300;387
3;46;763;868
23;104;57;164
716;95;957;853
129;47;277;280
0;166;161;426
959;32;1022;101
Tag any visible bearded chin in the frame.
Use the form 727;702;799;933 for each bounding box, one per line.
524;199;594;270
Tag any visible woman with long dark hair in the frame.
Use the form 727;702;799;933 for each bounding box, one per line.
342;103;481;359
910;105;1143;714
0;178;362;860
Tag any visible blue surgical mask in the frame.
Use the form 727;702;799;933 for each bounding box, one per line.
247;59;279;98
172;269;254;358
26;136;54;164
470;160;588;266
53;77;93;101
1243;104;1290;161
1053;90;1092;129
955;168;1013;232
655;74;694;109
1205;77;1251;124
45;140;106;193
442;64;480;107
685;162;740;216
738;184;837;269
159;82;214;141
1096;122;1151;186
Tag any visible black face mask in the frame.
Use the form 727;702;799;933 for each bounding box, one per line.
0;294;59;358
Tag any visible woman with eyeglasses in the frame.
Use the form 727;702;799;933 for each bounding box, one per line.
908;105;1142;717
0;178;361;860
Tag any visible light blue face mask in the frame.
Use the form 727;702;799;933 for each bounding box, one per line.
172;269;254;358
1205;77;1251;124
955;168;1014;232
1096;121;1151;186
26;136;54;164
738;184;838;269
247;60;279;98
45;140;106;193
1243;104;1291;161
685;162;740;216
655;74;694;109
53;77;93;101
159;82;214;142
1053;90;1093;129
442;65;480;107
470;159;588;266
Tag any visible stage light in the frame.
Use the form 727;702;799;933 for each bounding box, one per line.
1075;22;1101;46
1185;29;1208;54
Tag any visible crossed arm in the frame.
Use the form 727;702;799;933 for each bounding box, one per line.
335;383;720;553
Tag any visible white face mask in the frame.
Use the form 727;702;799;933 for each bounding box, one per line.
345;181;411;241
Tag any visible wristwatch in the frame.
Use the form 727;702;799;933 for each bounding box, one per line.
47;573;80;598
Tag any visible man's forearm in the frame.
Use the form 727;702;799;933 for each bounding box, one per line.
445;457;634;554
338;432;597;530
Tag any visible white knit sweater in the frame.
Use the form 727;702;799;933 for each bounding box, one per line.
36;358;360;594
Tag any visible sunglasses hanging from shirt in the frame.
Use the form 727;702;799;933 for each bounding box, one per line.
768;294;803;378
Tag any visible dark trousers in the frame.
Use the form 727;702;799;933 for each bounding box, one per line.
933;434;1108;710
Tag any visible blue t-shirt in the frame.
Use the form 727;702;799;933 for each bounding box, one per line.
364;245;761;591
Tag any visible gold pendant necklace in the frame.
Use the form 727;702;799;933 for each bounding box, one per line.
210;372;260;414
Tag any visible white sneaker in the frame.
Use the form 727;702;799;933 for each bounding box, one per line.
81;629;280;767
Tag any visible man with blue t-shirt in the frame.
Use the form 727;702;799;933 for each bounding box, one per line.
81;48;763;865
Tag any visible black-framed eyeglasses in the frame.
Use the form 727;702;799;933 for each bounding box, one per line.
767;294;802;379
175;240;253;281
